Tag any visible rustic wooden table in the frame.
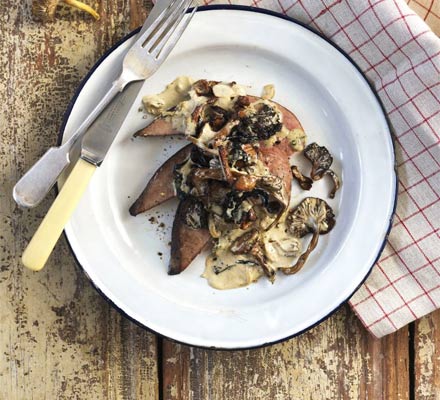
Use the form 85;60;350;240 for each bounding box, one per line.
1;1;439;399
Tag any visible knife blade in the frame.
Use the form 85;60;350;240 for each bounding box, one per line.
80;80;142;166
79;0;170;164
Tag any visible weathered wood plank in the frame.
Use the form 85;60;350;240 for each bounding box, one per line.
162;305;409;400
414;311;440;399
0;1;157;399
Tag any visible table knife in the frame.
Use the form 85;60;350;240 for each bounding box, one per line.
22;0;193;271
22;80;140;271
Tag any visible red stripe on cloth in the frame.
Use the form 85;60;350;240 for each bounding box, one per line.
377;50;440;92
424;0;436;20
397;145;440;169
394;0;440;74
351;255;440;307
380;228;439;263
363;284;399;330
396;108;440;139
412;0;440;20
296;0;323;32
376;262;419;318
367;283;440;330
328;0;387;40
386;82;440;116
394;167;439;241
384;235;438;309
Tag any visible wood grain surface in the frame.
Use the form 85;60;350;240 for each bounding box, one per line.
0;1;438;399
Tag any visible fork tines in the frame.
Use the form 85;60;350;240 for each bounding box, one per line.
138;0;197;59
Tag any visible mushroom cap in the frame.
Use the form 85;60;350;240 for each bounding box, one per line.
303;143;333;179
32;0;58;21
287;197;335;237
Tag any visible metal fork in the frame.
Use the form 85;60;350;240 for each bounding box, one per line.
13;0;196;208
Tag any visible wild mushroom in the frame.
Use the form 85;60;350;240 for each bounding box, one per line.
303;143;341;198
326;169;341;199
230;229;276;282
193;80;219;97
291;165;313;190
281;197;335;275
303;143;333;179
32;0;100;21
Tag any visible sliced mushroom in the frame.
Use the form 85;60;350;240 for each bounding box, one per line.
193;79;219;96
303;142;341;198
303;143;333;179
187;167;225;198
205;106;230;131
234;175;257;192
230;229;275;282
291;165;313;190
325;169;340;199
251;245;276;282
282;197;335;275
230;229;259;254
218;145;235;184
223;189;269;225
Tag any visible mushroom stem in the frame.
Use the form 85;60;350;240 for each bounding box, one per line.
64;0;100;20
291;165;313;190
251;245;275;282
218;145;235;184
281;229;320;275
326;169;340;199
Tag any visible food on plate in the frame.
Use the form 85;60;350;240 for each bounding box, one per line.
169;197;211;275
129;145;192;216
290;165;313;190
281;197;335;275
130;77;340;289
32;0;100;22
303;142;340;199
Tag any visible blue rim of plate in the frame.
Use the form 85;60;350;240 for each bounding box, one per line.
57;5;398;350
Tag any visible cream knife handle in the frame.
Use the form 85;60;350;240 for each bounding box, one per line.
22;158;96;271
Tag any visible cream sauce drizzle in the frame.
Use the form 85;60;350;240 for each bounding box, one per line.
143;77;306;289
203;214;301;290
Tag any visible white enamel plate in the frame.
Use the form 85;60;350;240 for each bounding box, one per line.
61;6;396;349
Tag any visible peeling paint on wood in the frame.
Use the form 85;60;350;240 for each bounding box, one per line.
162;305;409;400
0;1;157;399
415;311;440;400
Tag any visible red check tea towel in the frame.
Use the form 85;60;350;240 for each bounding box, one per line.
196;0;440;337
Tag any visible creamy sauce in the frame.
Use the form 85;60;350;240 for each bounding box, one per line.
203;254;263;290
142;76;194;115
143;77;306;290
261;84;275;100
261;218;301;271
203;213;301;290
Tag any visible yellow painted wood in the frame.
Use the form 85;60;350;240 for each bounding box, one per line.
22;158;96;271
414;311;440;399
0;1;159;399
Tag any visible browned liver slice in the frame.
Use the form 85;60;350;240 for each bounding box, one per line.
168;198;211;275
129;144;193;216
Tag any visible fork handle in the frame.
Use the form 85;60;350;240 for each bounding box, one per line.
13;76;128;208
